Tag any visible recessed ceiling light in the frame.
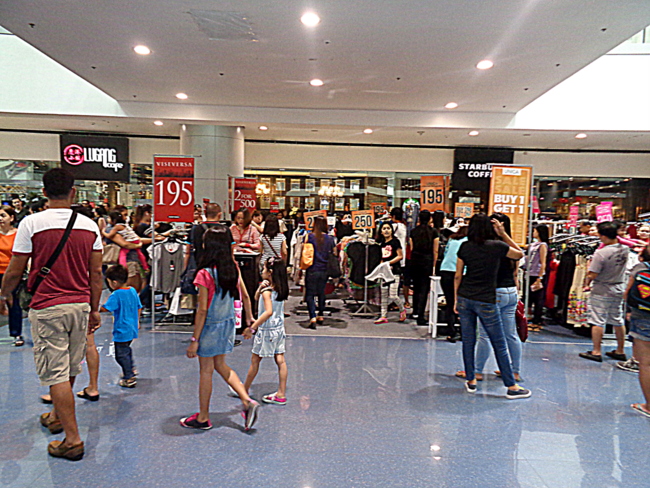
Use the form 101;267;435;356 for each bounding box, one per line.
133;45;151;55
468;130;479;136
175;92;188;100
575;133;587;139
301;12;321;27
259;125;268;131
309;79;324;87
476;59;494;70
363;128;373;134
444;102;458;110
153;120;163;126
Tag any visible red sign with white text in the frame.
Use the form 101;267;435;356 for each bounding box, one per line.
154;156;195;222
233;178;258;212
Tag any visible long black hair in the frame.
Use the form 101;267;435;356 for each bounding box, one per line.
265;258;289;301
263;213;280;240
535;224;550;244
197;225;239;299
313;216;328;247
490;212;512;239
467;213;496;245
376;221;395;244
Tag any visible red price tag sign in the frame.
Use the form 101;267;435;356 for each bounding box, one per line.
304;210;327;231
351;210;375;230
154;156;195;222
233;178;258;211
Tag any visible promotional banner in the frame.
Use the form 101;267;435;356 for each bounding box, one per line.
351;209;375;230
420;175;446;212
232;178;258;211
153;156;195;222
596;201;613;223
270;202;279;213
532;196;540;215
453;148;514;193
569;205;580;228
454;202;474;219
304;209;327;231
488;165;533;246
60;134;130;182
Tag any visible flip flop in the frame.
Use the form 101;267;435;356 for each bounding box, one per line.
40;395;53;405
454;371;483;381
76;388;100;402
631;403;650;418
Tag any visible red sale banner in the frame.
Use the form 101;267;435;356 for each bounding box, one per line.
233;178;257;212
596;201;613;223
153;156;195;222
569;205;580;228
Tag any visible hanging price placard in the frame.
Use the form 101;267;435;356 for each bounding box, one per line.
304;210;327;231
351;210;375;230
488;165;533;246
420;175;446;212
153;156;195;222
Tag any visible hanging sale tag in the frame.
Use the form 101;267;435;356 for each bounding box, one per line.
488;165;532;246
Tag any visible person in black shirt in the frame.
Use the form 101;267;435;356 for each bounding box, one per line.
375;222;406;324
454;213;530;399
408;210;439;325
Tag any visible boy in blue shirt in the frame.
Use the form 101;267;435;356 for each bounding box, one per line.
102;265;142;388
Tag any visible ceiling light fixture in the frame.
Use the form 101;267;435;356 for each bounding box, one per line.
476;59;494;70
309;79;324;87
301;12;321;27
468;130;479;136
575;133;587;139
445;102;458;109
153;120;163;126
259;125;269;131
363;128;373;134
175;92;188;100
133;45;151;55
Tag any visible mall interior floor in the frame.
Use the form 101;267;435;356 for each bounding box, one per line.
1;318;649;488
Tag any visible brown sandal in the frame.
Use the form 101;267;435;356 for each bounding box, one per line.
40;412;63;434
48;439;84;461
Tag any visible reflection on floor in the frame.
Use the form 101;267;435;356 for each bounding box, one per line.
1;318;649;488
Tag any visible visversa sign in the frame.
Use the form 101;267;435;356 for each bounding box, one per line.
60;135;130;182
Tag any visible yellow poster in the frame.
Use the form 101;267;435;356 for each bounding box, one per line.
420;175;447;212
488;166;532;246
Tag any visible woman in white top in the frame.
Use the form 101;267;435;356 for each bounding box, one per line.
260;214;288;271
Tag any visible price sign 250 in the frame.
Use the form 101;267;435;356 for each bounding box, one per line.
351;210;374;230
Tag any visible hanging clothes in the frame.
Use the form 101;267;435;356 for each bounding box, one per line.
151;240;186;294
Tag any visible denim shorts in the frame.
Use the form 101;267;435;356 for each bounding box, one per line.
588;295;624;328
197;318;235;357
630;311;650;342
252;327;286;358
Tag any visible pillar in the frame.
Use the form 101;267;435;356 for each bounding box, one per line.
180;125;244;215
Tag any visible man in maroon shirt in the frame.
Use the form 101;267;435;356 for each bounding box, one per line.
0;169;103;461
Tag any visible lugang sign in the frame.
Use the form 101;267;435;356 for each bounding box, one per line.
154;156;195;222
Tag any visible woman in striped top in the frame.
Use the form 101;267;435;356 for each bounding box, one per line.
260;214;287;271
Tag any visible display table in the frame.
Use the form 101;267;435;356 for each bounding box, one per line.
428;276;444;338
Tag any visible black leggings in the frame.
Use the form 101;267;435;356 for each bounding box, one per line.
411;261;433;323
529;276;545;324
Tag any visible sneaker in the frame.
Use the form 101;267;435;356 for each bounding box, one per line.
242;400;260;431
506;387;532;400
14;336;25;347
262;393;287;405
119;378;137;388
180;413;213;430
617;358;640;373
465;382;477;393
374;317;388;325
398;310;407;322
234;339;242;347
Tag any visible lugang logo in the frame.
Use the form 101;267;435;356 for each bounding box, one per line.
63;144;124;172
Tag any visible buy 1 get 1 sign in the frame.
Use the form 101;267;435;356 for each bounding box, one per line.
154;156;195;222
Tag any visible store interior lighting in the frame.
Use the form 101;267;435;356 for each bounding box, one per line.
301;12;321;27
309;79;324;87
318;184;343;197
444;102;458;109
175;92;188;100
476;59;494;70
255;183;271;195
133;45;151;55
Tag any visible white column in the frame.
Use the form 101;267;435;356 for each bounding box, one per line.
180;125;245;214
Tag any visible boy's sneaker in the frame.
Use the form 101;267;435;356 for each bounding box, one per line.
262;393;287;405
119;378;137;388
374;317;388;325
180;413;213;430
242;400;260;431
616;358;640;373
465;382;477;393
506;387;532;400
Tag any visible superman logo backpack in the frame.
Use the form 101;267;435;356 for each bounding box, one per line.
628;262;650;312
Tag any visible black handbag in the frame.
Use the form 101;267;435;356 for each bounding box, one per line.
17;212;77;311
327;251;341;279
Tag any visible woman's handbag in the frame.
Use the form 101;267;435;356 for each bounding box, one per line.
102;242;120;265
327;252;341;279
515;300;528;342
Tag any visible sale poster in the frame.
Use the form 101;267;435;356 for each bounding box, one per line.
351;210;375;230
369;202;387;217
232;178;257;212
454;202;474;219
304;209;327;231
569;205;580;228
488;165;533;246
532;196;540;215
153;156;195;222
420;175;446;212
596;202;613;223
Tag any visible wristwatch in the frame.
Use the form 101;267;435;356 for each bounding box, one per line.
190;336;198;343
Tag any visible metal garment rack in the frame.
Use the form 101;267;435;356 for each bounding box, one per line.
351;237;376;317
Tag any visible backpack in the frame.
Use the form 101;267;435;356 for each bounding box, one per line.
628;262;650;312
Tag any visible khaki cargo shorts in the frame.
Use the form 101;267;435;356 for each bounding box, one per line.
29;303;91;387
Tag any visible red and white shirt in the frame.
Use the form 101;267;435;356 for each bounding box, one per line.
13;209;103;310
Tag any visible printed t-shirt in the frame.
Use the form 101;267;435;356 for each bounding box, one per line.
0;232;16;274
13;209;103;310
393;221;408;267
589;243;629;298
380;237;403;274
457;240;510;303
103;287;142;342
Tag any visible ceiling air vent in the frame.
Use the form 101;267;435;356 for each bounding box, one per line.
189;10;257;41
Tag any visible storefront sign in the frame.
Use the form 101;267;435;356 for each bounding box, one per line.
454;203;474;219
569;205;580;228
420;175;446;212
488;165;532;246
153;156;195;222
270;202;279;213
304;209;327;231
453;148;514;193
232;178;257;211
60;134;130;182
596;201;613;223
532;196;540;215
351;210;375;230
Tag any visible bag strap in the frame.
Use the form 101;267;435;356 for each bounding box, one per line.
264;235;282;259
29;211;78;294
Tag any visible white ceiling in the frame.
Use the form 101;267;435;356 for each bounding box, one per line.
1;0;650;150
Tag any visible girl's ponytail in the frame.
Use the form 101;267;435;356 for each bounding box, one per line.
266;257;289;301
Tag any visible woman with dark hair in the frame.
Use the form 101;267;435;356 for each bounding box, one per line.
0;206;22;346
375;221;407;324
432;210;445;231
408;210;439;326
454;214;530;399
439;224;468;341
473;213;523;382
260;214;288;271
527;224;549;331
303;216;335;328
231;208;261;252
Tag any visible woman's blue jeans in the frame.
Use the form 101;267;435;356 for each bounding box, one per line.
475;287;522;375
457;296;516;388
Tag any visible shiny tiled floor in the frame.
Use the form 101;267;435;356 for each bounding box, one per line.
1;319;649;488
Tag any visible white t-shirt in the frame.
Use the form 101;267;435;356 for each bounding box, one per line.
393;221;407;267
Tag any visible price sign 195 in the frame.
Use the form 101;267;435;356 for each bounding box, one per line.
351;210;374;230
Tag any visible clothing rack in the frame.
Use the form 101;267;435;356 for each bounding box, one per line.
351;231;376;317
